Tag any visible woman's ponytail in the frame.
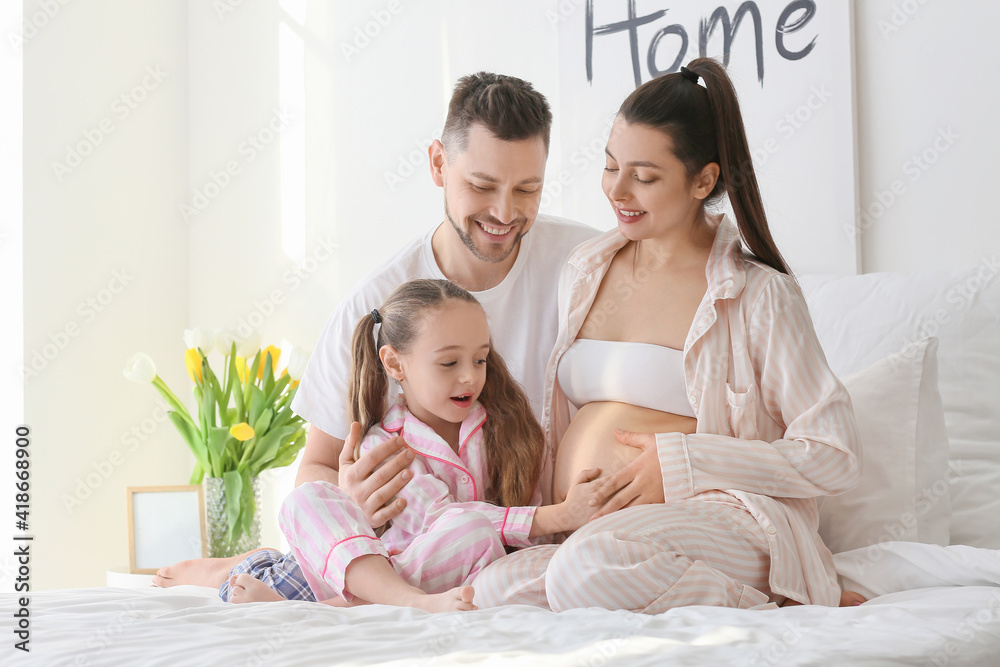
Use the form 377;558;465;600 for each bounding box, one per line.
686;58;790;275
618;57;791;275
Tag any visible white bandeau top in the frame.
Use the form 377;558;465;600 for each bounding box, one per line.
556;338;695;417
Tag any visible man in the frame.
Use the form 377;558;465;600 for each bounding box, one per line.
153;72;597;590
290;71;596;526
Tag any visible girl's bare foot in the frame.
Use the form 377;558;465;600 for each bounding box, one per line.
229;574;286;603
406;585;476;613
840;590;866;607
152;548;273;588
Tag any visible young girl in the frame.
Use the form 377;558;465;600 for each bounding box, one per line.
227;279;601;612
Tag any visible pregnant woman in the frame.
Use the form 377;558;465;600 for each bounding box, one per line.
472;58;862;612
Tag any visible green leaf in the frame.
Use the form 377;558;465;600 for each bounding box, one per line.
252;407;273;437
167;411;211;474
244;353;262;406
246;425;296;475
224;436;242;469
201;382;217;432
268;428;307;470
270;405;296;430
263;374;290;409
204;357;226;419
206;427;230;478
262;353;275;396
229;353;245;422
151;377;196;428
239;469;255;537
188;463;204;485
222;470;243;542
247;385;264;428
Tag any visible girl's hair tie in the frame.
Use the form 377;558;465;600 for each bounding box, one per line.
370;309;382;324
680;66;699;85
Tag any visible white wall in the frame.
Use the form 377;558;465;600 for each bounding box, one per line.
17;0;1000;589
22;1;190;589
854;0;1000;273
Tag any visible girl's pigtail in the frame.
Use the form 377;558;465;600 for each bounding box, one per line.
347;312;388;455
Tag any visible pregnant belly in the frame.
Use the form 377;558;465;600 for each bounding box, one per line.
552;402;697;502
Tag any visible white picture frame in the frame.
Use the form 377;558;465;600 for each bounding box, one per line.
126;485;207;574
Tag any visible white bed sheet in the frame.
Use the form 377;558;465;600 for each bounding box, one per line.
6;542;1000;666
8;587;999;666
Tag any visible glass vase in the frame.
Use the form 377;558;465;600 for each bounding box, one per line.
204;476;262;558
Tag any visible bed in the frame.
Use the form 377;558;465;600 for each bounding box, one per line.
8;269;1000;665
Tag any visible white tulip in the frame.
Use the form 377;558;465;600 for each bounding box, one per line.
285;346;309;381
183;327;214;351
236;330;263;358
214;328;238;356
123;353;157;383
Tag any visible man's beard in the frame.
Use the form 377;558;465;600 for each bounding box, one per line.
445;197;526;264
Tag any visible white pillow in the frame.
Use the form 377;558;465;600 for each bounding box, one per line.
801;270;1000;548
818;337;950;554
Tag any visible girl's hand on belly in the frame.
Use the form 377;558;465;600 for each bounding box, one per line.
561;467;604;532
588;430;665;520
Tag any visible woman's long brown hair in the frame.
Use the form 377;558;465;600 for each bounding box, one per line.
618;57;791;275
347;279;543;507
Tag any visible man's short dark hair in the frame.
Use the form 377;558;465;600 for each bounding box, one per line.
441;72;552;158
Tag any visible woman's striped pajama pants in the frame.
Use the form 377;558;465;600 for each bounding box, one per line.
471;497;775;613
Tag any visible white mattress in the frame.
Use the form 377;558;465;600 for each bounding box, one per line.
8;543;1000;666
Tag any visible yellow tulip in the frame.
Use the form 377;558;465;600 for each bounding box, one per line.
184;348;203;384
230;422;255;441
258;345;281;380
235;356;248;384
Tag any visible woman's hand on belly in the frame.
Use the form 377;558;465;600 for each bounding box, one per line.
588;430;666;520
552;402;696;514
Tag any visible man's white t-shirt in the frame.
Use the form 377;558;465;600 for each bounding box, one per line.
292;214;599;440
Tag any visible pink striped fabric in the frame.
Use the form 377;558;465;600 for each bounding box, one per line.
474;490;773;611
521;213;862;609
280;400;537;601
